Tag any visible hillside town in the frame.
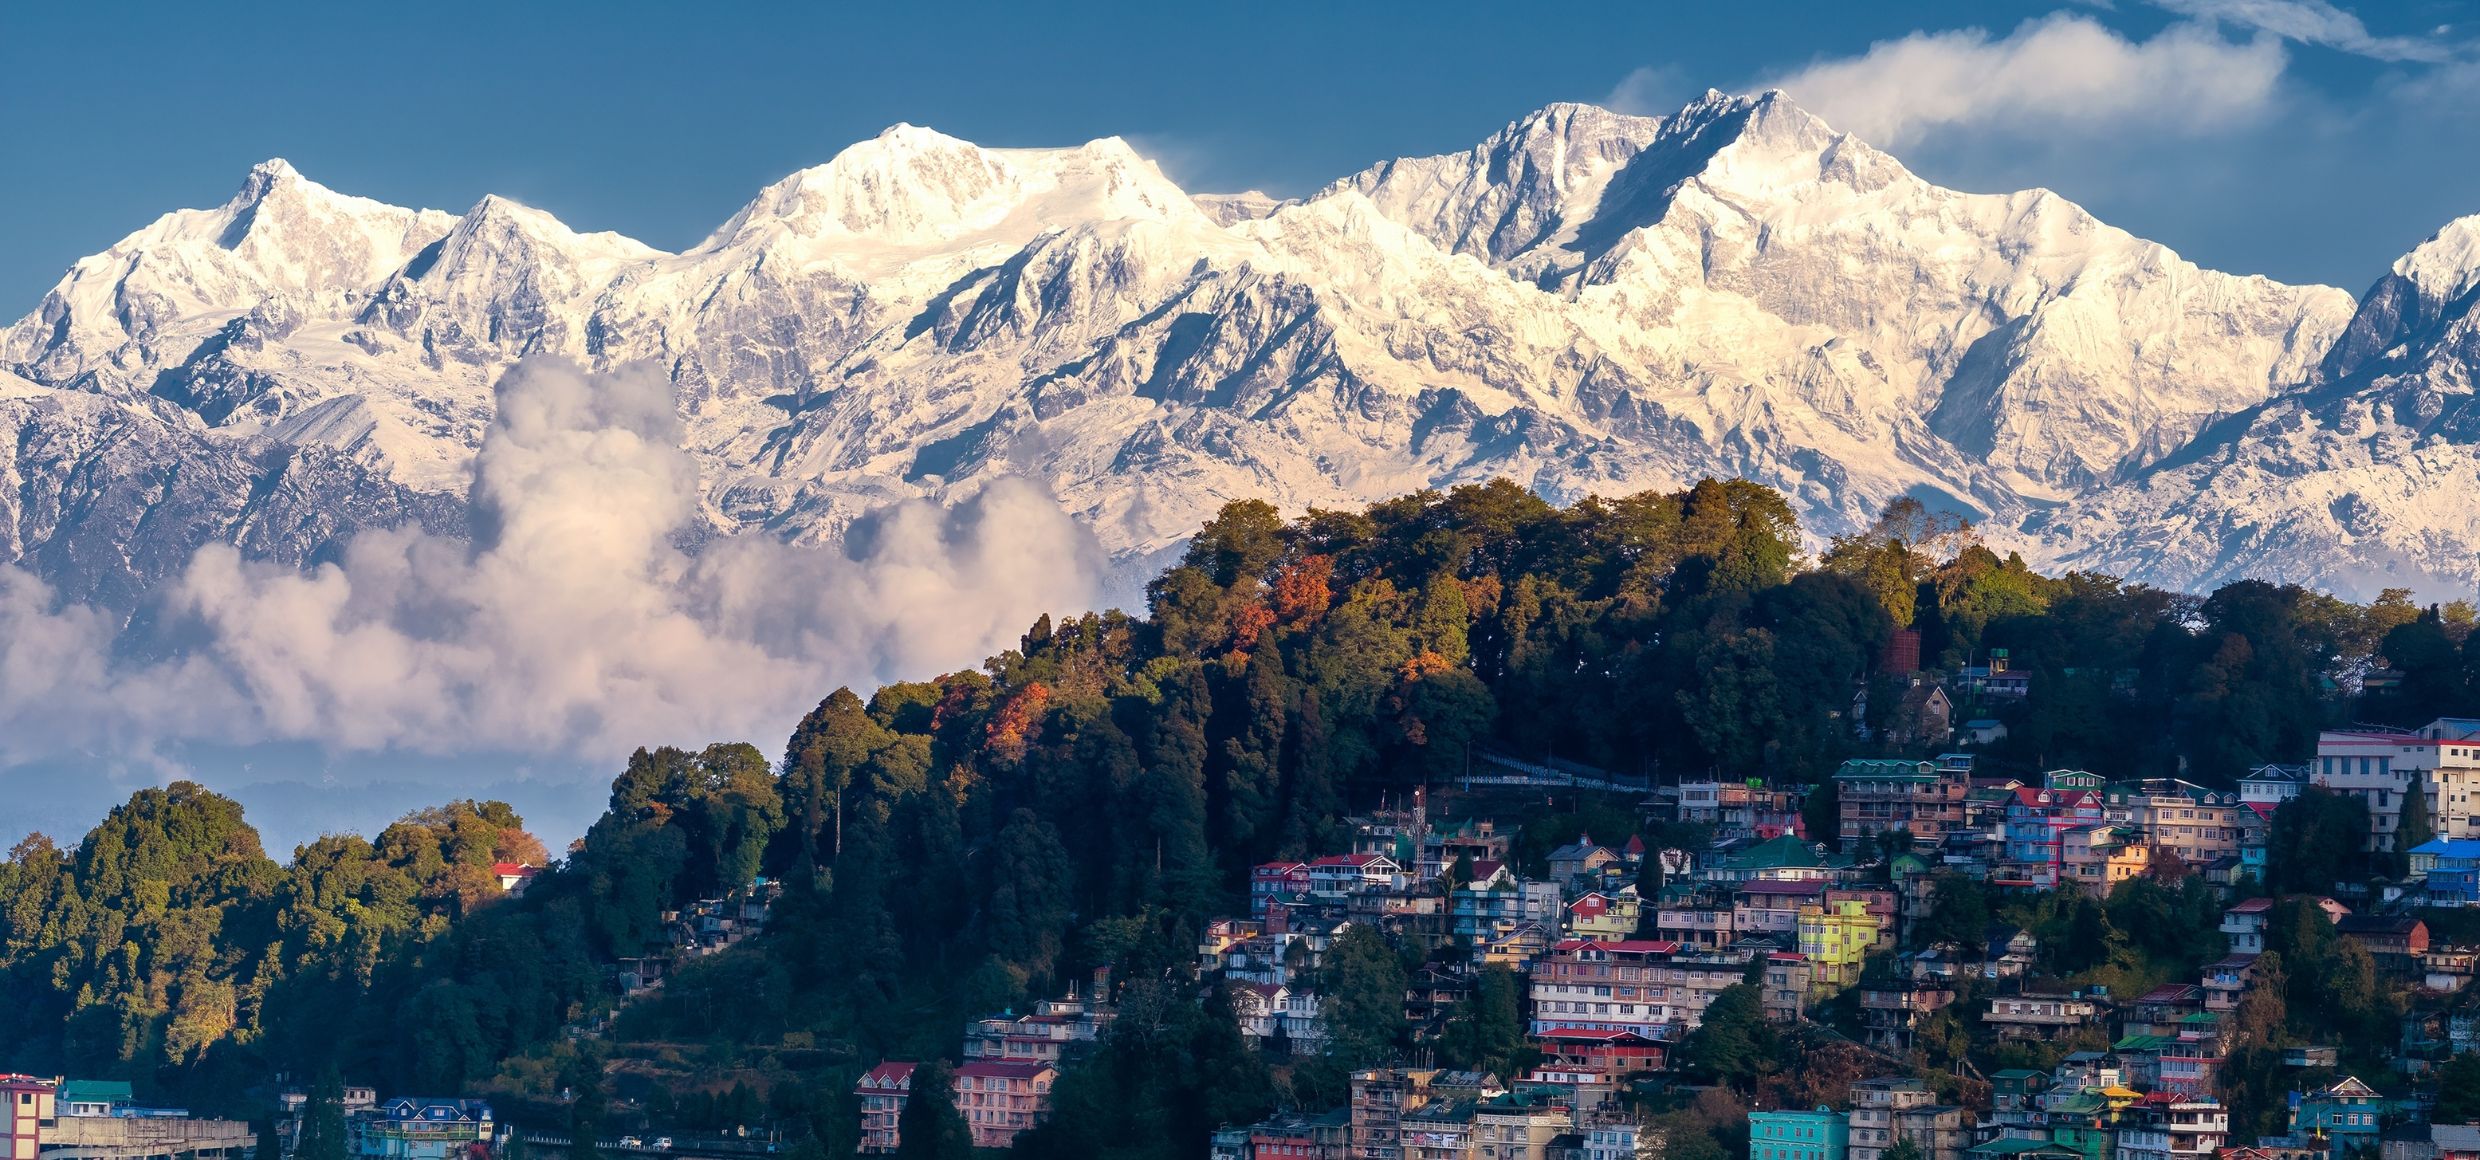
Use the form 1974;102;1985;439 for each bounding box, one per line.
844;708;2480;1160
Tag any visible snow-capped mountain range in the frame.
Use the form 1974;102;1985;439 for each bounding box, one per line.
6;90;2474;608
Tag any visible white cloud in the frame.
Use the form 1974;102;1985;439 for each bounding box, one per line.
2145;0;2454;63
0;357;1105;763
1604;64;1694;122
1751;13;2287;148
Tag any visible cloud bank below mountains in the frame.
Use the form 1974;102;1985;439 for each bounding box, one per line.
0;358;1105;779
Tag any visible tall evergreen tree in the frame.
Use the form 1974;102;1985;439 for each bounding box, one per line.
893;1062;972;1160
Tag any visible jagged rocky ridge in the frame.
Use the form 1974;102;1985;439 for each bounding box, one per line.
2020;216;2480;595
6;89;2466;607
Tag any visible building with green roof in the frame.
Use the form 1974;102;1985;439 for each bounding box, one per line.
56;1080;133;1118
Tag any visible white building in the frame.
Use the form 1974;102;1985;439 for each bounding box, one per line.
2116;1100;2225;1160
1584;1124;1640;1160
2240;764;2307;805
2316;719;2480;851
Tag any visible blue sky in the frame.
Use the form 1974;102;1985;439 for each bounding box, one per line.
3;0;2477;305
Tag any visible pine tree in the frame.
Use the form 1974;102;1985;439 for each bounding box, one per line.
2399;776;2436;867
296;1071;349;1160
893;1062;972;1160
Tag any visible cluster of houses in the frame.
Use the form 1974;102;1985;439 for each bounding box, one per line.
854;988;1116;1152
613;879;783;1000
1181;713;2480;1160
1213;1069;1642;1160
265;1085;496;1160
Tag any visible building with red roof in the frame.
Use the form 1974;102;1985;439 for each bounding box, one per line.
853;1063;915;1154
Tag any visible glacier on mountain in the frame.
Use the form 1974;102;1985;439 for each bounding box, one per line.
5;89;2469;609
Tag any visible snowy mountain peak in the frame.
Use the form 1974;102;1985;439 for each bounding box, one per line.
2393;215;2480;308
1;94;2464;612
703;124;1202;259
233;156;304;200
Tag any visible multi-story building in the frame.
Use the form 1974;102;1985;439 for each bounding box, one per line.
2415;837;2480;905
1982;992;2104;1042
1736;880;1827;939
1535;1026;1667;1083
1310;854;1407;898
2100;780;2242;866
4;1076;52;1160
1254;863;1314;915
1759;952;1814;1024
1988;1070;2052;1136
351;1098;493;1160
1676;780;1809;841
951;1060;1057;1150
1529;940;1760;1039
2238;804;2275;883
1834;760;1969;846
1400;1098;1476;1160
2317;720;2480;851
1796;899;1881;996
1349;1069;1421;1160
962;993;1113;1064
856;1063;915;1154
2001;787;2106;888
1566;889;1642;939
2058;825;2149;896
1859;982;1958;1053
2242;764;2308;805
2117;1100;2225;1160
1751;1107;1849;1160
2289;1077;2383;1149
5;1077;250;1160
2201;955;2257;1015
2222;898;2274;954
1452;870;1561;950
1655;905;1736;949
1847;1078;1970;1160
1586;1124;1642;1160
1470;1091;1571;1160
1529;939;1682;1039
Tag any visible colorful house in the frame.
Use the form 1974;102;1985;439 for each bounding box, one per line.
1796;899;1881;996
2411;838;2480;905
351;1098;493;1160
951;1060;1058;1150
2059;825;2149;896
855;1063;915;1154
1751;1107;1849;1160
4;1076;55;1160
1566;888;1642;939
2288;1077;2383;1149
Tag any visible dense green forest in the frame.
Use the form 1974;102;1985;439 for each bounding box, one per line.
3;479;2476;1157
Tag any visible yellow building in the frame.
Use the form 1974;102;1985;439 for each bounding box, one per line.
1797;899;1881;997
1566;889;1643;939
2059;825;2150;896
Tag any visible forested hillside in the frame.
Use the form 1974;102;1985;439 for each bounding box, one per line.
3;478;2475;1156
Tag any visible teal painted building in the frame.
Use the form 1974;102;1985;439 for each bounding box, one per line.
1751;1108;1848;1160
2289;1077;2384;1148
